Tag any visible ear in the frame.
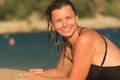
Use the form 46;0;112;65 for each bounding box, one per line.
76;15;78;21
49;22;53;27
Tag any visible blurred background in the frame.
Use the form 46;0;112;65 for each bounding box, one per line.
0;0;120;20
0;0;120;79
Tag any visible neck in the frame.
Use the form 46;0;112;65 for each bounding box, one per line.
65;27;80;48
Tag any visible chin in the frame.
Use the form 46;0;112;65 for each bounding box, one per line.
62;33;73;38
59;28;76;37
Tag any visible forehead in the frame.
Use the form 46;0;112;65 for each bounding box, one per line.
51;5;75;16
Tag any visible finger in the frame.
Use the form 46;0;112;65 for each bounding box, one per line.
19;73;31;77
12;78;24;80
29;69;44;74
12;78;18;80
29;69;44;72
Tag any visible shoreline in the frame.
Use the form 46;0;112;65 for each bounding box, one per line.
78;17;120;29
0;17;120;34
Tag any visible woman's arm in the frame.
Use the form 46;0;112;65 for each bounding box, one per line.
13;73;69;80
69;30;96;80
13;30;96;80
20;44;72;78
37;52;72;77
13;45;72;80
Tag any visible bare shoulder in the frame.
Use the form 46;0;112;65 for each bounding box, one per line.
77;28;97;43
73;28;98;64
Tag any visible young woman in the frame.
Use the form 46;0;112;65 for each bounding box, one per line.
13;0;120;80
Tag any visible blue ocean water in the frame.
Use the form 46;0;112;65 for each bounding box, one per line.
0;28;120;71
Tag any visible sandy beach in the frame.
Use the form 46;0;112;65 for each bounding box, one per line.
0;68;27;80
0;16;120;80
0;16;120;34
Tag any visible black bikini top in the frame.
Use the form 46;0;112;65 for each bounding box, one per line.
79;28;120;80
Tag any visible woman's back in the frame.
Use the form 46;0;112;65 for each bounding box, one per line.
84;29;120;80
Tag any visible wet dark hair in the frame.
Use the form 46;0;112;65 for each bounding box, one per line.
45;0;77;22
45;0;77;53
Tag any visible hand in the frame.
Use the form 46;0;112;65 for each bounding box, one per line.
12;72;42;80
12;68;44;80
29;68;44;76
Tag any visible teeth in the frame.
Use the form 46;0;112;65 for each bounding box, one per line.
63;28;70;32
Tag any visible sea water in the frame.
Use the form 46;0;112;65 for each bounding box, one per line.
0;28;120;71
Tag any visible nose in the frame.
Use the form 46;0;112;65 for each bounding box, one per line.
62;20;67;28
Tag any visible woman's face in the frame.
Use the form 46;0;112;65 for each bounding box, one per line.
51;5;78;38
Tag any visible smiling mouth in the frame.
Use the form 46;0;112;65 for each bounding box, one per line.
62;28;71;32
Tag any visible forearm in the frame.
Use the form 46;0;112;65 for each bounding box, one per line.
38;76;69;80
42;67;68;77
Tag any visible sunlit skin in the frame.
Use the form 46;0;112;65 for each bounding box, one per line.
51;5;78;39
12;4;120;80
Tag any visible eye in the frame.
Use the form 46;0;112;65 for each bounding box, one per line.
56;19;62;23
66;16;72;20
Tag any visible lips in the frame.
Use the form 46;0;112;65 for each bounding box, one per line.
62;27;71;33
63;28;70;32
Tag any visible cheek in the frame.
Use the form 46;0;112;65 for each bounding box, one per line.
68;18;77;26
52;23;62;30
72;18;77;25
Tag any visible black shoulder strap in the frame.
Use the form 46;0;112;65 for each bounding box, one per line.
79;27;85;36
100;34;108;67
